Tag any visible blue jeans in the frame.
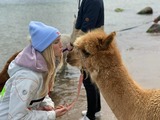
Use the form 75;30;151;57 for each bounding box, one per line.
83;72;101;120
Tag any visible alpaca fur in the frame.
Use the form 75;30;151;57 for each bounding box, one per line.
66;29;160;120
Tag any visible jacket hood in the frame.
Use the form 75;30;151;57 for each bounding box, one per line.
14;44;48;73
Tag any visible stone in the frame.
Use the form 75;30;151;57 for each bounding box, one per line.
137;6;153;14
146;23;160;33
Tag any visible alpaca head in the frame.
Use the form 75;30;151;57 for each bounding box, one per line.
67;29;116;73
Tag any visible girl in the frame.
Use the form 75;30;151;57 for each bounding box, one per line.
0;21;68;120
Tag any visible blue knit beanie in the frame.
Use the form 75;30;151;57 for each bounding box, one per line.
29;21;60;52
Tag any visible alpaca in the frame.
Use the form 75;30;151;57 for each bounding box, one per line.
66;29;160;120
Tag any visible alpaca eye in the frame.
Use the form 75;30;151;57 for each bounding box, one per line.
82;49;90;58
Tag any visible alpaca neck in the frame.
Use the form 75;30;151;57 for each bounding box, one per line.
90;52;145;119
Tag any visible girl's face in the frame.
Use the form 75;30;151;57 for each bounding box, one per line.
53;37;63;57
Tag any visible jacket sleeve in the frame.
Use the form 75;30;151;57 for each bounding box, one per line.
8;77;56;120
81;0;101;32
40;95;55;108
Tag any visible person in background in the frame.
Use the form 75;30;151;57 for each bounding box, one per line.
73;0;105;120
153;15;160;23
0;21;68;120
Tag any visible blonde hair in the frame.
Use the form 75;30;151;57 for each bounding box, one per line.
39;42;63;97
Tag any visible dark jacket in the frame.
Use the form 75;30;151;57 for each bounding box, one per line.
75;0;104;32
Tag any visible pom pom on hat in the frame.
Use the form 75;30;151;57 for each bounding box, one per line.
29;21;60;52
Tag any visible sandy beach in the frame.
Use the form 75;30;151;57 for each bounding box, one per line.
0;0;160;119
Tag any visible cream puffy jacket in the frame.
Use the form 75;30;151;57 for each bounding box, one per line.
0;45;56;120
0;60;56;120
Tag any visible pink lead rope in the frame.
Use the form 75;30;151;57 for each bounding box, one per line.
66;73;84;110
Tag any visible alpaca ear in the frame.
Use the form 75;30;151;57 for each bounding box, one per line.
105;31;116;46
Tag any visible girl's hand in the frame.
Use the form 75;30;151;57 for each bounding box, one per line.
55;105;68;117
37;105;54;111
37;105;69;117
